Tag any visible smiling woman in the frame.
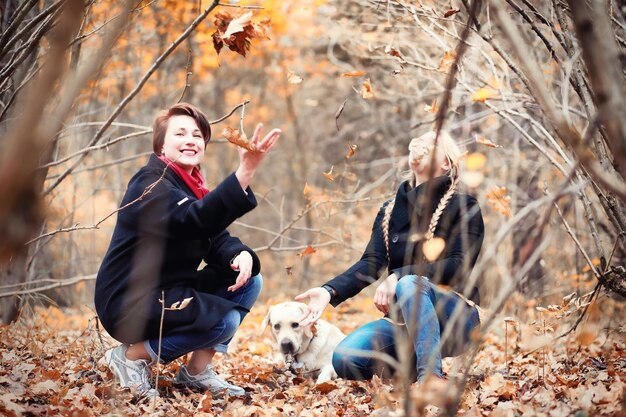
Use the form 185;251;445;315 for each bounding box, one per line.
94;103;280;397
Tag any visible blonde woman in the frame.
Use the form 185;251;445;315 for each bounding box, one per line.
296;130;484;383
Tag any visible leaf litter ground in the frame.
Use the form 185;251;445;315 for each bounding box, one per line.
0;293;624;416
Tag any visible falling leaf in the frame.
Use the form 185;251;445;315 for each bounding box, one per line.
222;126;259;152
423;101;439;113
303;182;312;195
178;297;193;310
335;99;347;131
486;186;512;218
384;45;404;61
322;166;336;181
466;152;487;170
298;245;316;258
346;143;357;159
438;50;457;72
443;9;461;18
212;11;270;57
223;11;252;38
391;66;404;76
475;135;502;148
423;237;445;261
471;87;498;103
341;70;365;77
287;70;303;84
360;78;375;99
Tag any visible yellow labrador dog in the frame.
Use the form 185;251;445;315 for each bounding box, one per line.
260;302;346;384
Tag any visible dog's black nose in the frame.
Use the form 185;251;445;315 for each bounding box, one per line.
280;339;295;354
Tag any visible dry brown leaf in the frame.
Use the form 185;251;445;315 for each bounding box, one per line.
341;70;366;77
424;101;439;113
223;11;252;38
222;126;258;152
212;11;270;57
322;165;336;181
346;143;357;159
360;78;375;99
384;45;404;61
486;186;512;218
444;9;461;18
438;50;457;72
476;135;502;148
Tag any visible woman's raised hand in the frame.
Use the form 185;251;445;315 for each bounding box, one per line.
235;123;281;190
295;287;331;327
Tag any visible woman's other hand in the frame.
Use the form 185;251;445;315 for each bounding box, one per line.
374;273;398;314
227;251;254;292
294;287;331;327
235;123;281;190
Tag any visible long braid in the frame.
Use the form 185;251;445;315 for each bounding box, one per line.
425;167;460;241
382;199;395;264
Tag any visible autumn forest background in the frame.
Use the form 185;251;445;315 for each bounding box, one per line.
0;0;625;416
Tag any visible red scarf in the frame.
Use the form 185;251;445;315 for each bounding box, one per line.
158;155;209;199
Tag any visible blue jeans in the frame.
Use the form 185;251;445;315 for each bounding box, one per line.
332;275;480;381
146;274;262;363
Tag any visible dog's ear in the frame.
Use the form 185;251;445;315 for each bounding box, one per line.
303;323;314;339
259;306;273;336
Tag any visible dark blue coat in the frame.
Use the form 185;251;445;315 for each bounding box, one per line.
325;176;484;305
95;154;260;344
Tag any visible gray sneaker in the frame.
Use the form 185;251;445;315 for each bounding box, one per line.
174;364;245;395
103;344;158;398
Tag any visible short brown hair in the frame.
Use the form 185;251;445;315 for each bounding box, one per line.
152;103;211;154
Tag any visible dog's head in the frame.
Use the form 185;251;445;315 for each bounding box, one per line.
260;302;317;356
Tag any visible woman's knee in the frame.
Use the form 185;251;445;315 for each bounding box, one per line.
220;309;242;340
395;275;431;300
332;349;372;380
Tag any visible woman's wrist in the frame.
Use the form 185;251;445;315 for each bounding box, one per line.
235;167;254;191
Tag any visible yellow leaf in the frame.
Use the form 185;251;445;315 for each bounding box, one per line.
341;70;366;77
287;70;303;84
466;152;487;170
360;78;375;99
303;182;312;195
423;237;445;261
471;87;498;103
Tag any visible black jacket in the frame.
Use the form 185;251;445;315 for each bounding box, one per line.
325;176;484;305
95;154;260;340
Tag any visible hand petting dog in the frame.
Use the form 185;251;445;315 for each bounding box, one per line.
294;287;331;327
